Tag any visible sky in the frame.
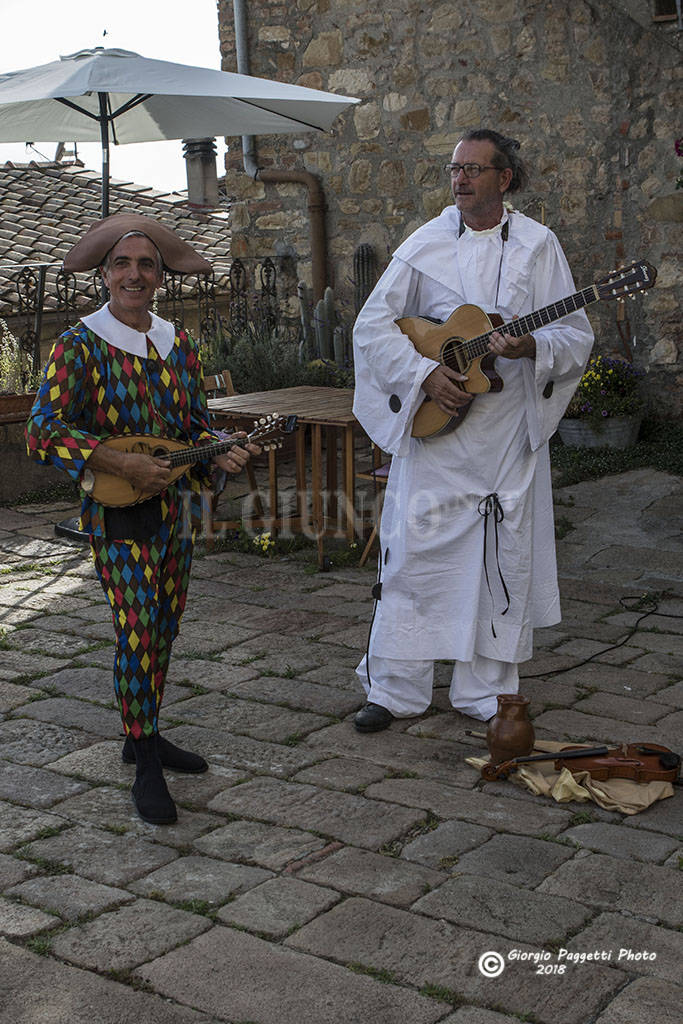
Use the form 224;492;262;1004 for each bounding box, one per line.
0;0;228;193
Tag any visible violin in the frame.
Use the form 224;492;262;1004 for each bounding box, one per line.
481;742;681;784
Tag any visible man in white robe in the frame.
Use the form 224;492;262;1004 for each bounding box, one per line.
352;129;594;731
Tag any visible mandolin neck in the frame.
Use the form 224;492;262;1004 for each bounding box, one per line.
164;436;246;470
461;284;600;361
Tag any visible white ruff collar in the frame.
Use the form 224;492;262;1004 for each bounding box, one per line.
82;304;176;359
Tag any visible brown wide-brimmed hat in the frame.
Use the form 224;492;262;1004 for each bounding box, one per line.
63;213;212;274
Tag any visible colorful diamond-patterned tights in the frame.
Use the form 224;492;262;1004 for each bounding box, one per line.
91;496;194;739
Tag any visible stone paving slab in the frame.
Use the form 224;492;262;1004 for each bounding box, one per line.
400;819;494;869
292;754;388;791
572;691;673;724
594;977;683;1024
364;777;573;836
0;800;65;852
414;872;592;944
163;723;322;777
23;665;115;704
0;937;222;1024
448;833;576;886
168;690;331;742
20;825;178;886
545;660;674;699
130;854;272;906
193;819;328;870
622;792;682;836
285;897;625;1024
0;678;43;711
226;673;363;717
166;655;260;689
536;851;683;927
559;821;679;862
208;776;429;849
50;897;212;972
7;873;135;921
11;695;120;737
565;912;682;983
0;648;70;682
4;628;100;657
136;924;449;1024
0;851;38;889
216;875;341;937
0;761;88;808
530;707;682;748
0;893;60;937
297;844;447;907
50;786;225;848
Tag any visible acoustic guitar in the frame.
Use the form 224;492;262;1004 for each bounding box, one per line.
396;259;657;438
80;413;297;508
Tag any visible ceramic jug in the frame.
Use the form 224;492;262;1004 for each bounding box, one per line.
486;694;535;765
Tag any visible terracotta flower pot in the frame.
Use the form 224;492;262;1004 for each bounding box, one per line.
486;694;535;765
0;391;37;426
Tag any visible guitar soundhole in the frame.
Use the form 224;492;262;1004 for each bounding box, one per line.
442;339;466;373
152;447;168;459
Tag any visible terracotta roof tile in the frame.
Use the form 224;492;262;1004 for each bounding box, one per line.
0;161;232;317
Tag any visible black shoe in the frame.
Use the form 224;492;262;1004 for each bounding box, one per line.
354;702;393;733
130;734;177;826
122;733;208;774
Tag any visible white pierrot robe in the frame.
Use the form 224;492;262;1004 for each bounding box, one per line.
353;204;594;665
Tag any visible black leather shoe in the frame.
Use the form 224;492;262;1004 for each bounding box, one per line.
354;702;393;733
122;733;208;774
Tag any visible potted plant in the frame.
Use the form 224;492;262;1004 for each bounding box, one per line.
558;354;645;449
0;317;40;425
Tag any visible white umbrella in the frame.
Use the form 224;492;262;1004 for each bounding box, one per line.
0;47;358;214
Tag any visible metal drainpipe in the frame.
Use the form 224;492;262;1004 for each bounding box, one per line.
232;0;328;301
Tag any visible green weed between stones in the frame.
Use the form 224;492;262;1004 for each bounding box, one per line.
550;418;683;487
346;962;400;985
419;982;460;1005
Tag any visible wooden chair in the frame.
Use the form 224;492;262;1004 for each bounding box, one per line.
356;446;391;567
203;369;264;534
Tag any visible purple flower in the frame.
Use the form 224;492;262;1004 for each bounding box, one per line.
602;410;608;417
676;138;683;158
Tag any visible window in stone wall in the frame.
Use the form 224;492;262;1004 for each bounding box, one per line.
652;0;678;21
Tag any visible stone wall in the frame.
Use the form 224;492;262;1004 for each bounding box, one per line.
217;0;682;416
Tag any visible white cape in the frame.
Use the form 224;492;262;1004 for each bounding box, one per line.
353;205;594;663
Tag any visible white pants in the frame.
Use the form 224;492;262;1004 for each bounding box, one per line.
356;653;519;722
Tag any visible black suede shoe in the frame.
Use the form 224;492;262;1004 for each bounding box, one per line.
130;734;177;826
122;733;208;774
354;702;393;733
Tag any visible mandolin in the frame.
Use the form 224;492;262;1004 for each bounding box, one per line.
80;413;297;508
396;259;657;439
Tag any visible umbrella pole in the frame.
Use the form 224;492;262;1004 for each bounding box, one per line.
98;93;110;218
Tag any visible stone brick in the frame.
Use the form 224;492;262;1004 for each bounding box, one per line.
0;719;91;766
451;834;576;887
595;977;683;1024
414;874;592;944
1;938;219;1024
136;924;448;1024
537;852;683;928
208;776;428;849
297;845;446;907
21;825;177;886
12;696;120;737
0;851;38;890
217;875;340;936
292;755;387;791
364;777;572;835
566;912;681;983
302;30;343;67
194;819;327;870
51;898;211;971
130;854;272;906
285;897;625;1024
7;874;134;922
401;819;493;868
559;822;678;863
0;761;88;808
0;895;59;937
0;801;64;852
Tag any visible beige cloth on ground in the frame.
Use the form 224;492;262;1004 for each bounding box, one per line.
466;739;675;815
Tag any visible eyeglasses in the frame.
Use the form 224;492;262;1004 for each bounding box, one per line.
443;162;499;178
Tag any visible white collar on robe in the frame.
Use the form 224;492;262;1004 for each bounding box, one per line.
460;209;509;238
81;303;176;359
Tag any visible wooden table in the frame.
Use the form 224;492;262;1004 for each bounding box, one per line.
208;386;358;565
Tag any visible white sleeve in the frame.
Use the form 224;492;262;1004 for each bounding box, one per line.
352;258;440;456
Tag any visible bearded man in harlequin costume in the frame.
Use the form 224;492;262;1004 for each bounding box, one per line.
26;214;259;825
352;129;594;733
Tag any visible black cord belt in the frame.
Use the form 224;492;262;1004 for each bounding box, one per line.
477;492;511;637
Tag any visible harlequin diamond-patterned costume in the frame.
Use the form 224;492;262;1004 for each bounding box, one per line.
24;213;226;826
26;305;214;738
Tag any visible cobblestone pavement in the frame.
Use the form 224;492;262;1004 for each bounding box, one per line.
0;467;681;1024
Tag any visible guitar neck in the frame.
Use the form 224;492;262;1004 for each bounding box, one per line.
464;284;600;360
